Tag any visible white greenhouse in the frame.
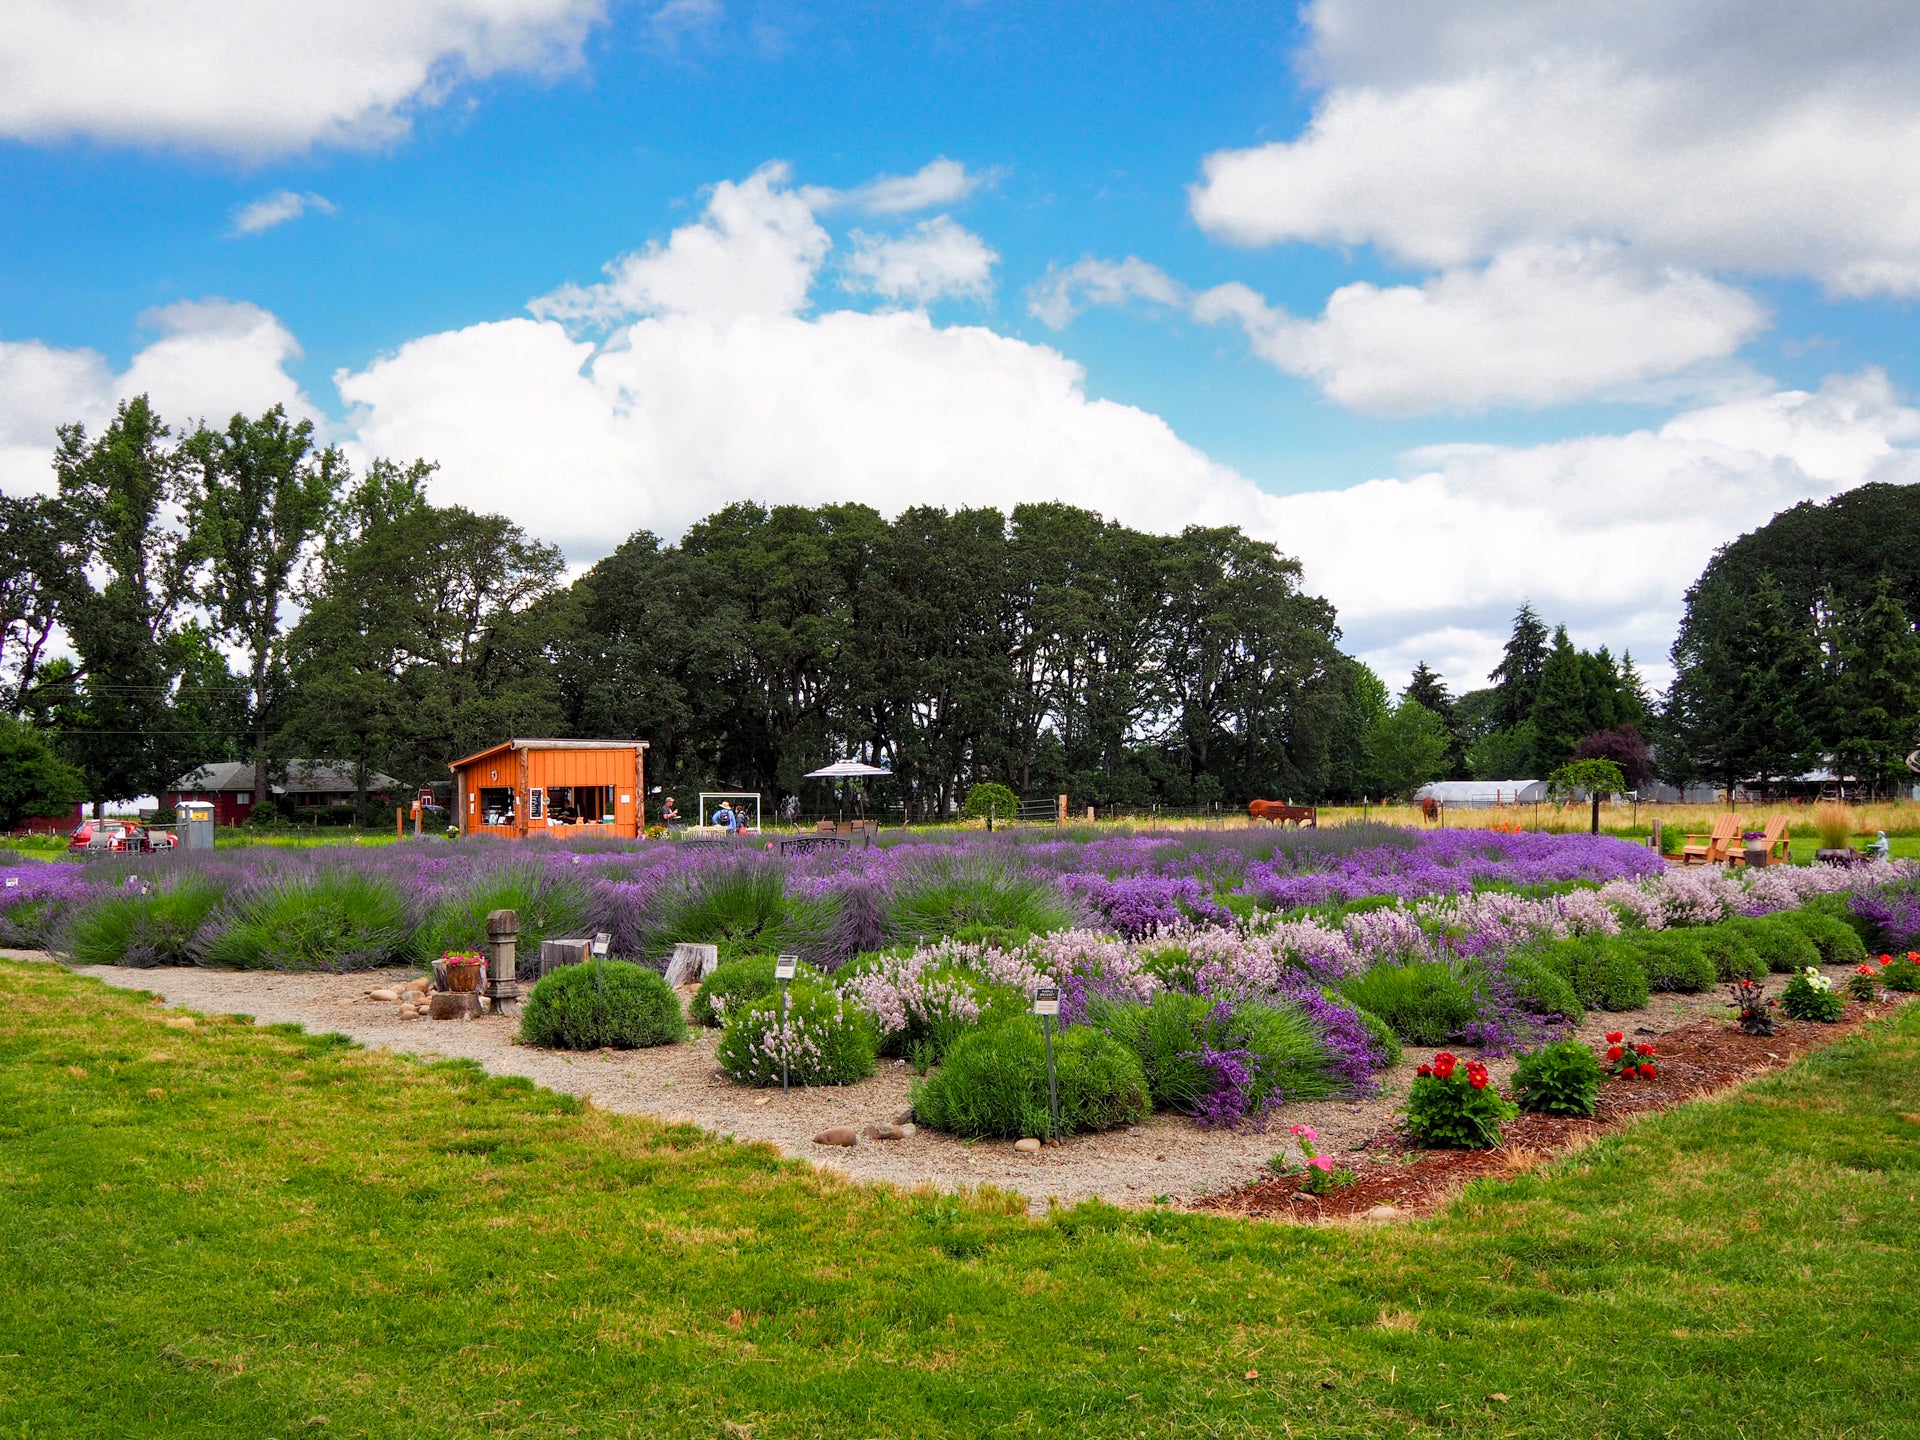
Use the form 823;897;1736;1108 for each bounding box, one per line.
1413;779;1547;807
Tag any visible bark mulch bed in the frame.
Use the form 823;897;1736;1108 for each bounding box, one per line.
1194;994;1911;1224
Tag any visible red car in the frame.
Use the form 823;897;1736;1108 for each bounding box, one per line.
67;821;175;853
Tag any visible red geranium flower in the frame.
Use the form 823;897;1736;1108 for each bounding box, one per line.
1858;964;1876;975
1880;954;1892;965
1605;1031;1624;1044
1620;1065;1638;1079
1607;1045;1624;1062
1641;1065;1657;1079
1636;1043;1654;1057
1416;1064;1433;1078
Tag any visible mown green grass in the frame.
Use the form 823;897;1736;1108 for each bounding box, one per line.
2;961;1917;1438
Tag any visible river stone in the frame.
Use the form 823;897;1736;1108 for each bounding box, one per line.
368;988;400;1001
861;1123;906;1141
1364;1205;1400;1221
814;1127;858;1147
1014;1137;1042;1153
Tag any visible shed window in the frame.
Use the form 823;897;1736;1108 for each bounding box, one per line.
545;786;615;824
479;787;517;826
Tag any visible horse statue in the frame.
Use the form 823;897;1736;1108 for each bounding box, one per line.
1247;800;1317;828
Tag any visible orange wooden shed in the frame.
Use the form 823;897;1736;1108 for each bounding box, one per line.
448;739;648;839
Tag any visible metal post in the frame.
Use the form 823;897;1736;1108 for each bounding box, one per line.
775;954;798;1095
1033;984;1060;1141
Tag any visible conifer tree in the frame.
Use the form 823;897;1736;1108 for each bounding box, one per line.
1490;602;1549;728
1831;577;1920;794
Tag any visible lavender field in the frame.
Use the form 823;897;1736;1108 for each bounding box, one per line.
6;826;1916;1137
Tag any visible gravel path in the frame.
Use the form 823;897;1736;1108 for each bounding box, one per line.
43;954;1762;1213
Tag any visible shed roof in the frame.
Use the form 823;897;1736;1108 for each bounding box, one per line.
1413;779;1547;806
449;738;649;771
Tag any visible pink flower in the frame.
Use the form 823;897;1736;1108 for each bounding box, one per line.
1307;1155;1333;1172
1289;1124;1318;1141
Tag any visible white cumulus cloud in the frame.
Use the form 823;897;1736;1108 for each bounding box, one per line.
1192;0;1920;297
232;190;337;236
841;217;996;306
802;158;991;216
0;0;606;157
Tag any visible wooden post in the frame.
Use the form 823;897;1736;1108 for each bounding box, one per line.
396;805;403;839
1652;817;1663;854
485;909;520;1015
1057;794;1068;826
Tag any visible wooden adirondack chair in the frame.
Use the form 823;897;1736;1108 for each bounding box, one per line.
1680;813;1739;866
1732;815;1792;867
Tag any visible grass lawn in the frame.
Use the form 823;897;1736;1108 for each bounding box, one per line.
3;962;1917;1438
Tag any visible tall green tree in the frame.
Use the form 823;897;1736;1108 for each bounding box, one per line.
0;715;87;830
1364;696;1451;799
1490;602;1550;728
1830;577;1920;794
0;493;81;716
284;459;563;811
180;406;346;809
1404;661;1463;775
50;396;187;807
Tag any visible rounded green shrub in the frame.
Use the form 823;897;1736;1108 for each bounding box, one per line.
717;983;877;1087
690;955;820;1028
657;862;788;953
1090;992;1217;1111
1503;953;1584;1026
1625;931;1717;994
1726;915;1822;974
1800;891;1873;942
1511;1040;1604;1117
197;870;418;971
1539;936;1650;1011
1689;924;1765;982
1339;961;1482;1044
519;960;688;1050
911;1019;1148;1138
1775;909;1868;967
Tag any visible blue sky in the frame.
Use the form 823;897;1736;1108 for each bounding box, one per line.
4;0;1920;694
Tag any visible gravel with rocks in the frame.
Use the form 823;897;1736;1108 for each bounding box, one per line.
53;955;1763;1213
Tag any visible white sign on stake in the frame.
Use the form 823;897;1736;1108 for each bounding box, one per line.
1032;985;1060;1017
591;932;611;957
774;954;799;981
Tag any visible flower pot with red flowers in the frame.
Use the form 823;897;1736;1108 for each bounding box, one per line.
1401;1050;1517;1149
444;950;486;993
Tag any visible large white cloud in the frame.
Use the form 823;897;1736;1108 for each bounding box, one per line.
1277;370;1920;687
1036;246;1768;415
0;0;605;156
1193;0;1920;297
841;217;997;306
0;300;315;497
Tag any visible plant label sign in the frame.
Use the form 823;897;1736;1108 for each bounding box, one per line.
591;932;611;957
774;955;799;981
1032;986;1060;1017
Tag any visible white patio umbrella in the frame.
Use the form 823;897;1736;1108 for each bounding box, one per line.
804;759;892;821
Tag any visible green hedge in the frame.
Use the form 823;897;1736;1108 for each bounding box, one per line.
519;961;688;1050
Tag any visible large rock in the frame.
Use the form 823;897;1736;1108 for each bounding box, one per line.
813;1127;858;1147
1014;1137;1042;1153
861;1123;907;1141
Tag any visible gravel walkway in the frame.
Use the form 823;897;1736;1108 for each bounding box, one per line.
39;954;1765;1213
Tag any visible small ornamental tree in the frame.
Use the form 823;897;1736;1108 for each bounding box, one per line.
962;782;1020;822
0;716;86;831
1548;758;1628;835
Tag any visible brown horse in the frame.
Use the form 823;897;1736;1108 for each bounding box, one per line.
1248;800;1317;827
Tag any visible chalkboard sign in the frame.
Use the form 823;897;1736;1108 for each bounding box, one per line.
1032;985;1060;1017
528;787;544;820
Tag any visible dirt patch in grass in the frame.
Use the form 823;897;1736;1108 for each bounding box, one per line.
1196;996;1913;1223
